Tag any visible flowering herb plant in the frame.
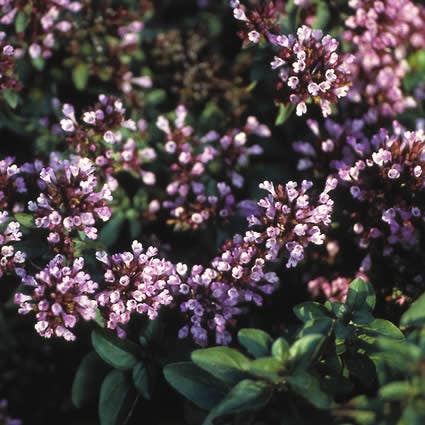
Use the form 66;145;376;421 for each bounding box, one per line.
0;0;425;424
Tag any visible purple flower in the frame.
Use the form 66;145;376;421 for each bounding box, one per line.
29;154;113;256
95;241;180;337
273;26;354;117
0;212;25;278
14;255;98;341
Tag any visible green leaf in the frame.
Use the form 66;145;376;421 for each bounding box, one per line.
139;315;164;347
238;329;272;358
362;319;405;340
72;63;90;90
248;357;282;383
132;362;150;400
3;90;18;109
312;3;330;29
288;334;326;372
32;57;45;71
287;372;331;409
351;309;375;325
379;381;411;401
275;104;295;126
297;317;334;338
293;302;330;323
98;213;125;248
72;352;109;408
163;362;227;410
191;347;251;385
346;279;376;312
401;293;425;328
146;89;166;105
271;337;290;364
14;213;34;228
204;380;272;425
99;370;137;425
92;329;140;370
377;338;421;371
15;11;29;33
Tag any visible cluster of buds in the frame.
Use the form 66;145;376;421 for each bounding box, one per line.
95;241;181;337
178;177;336;345
28;154;113;256
14;255;98;341
148;27;250;113
60;95;156;186
63;1;152;100
343;0;425;121
231;0;287;44
307;275;351;303
0;33;21;96
337;126;425;254
0;212;25;278
156;105;269;230
0;400;21;425
0;0;82;59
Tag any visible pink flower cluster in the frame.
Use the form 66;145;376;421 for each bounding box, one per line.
232;2;354;117
308;276;351;303
178;177;336;345
231;0;287;44
61;95;156;186
15;254;98;341
270;26;354;117
156;105;270;229
0;33;21;95
344;0;425;121
338;126;425;254
0;0;82;59
28;154;113;256
63;178;336;345
0;212;25;278
95;241;179;337
0;400;21;425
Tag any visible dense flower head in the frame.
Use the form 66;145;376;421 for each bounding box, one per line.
346;59;416;122
0;0;82;59
0;211;25;278
270;26;354;117
28;153;113;256
343;0;425;121
0;34;21;95
95;241;180;337
338;126;425;253
156;105;269;229
178;177;336;345
344;0;425;69
0;400;21;425
61;95;156;186
14;254;98;341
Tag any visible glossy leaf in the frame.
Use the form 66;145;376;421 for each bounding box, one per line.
238;328;272;358
92;329;140;370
